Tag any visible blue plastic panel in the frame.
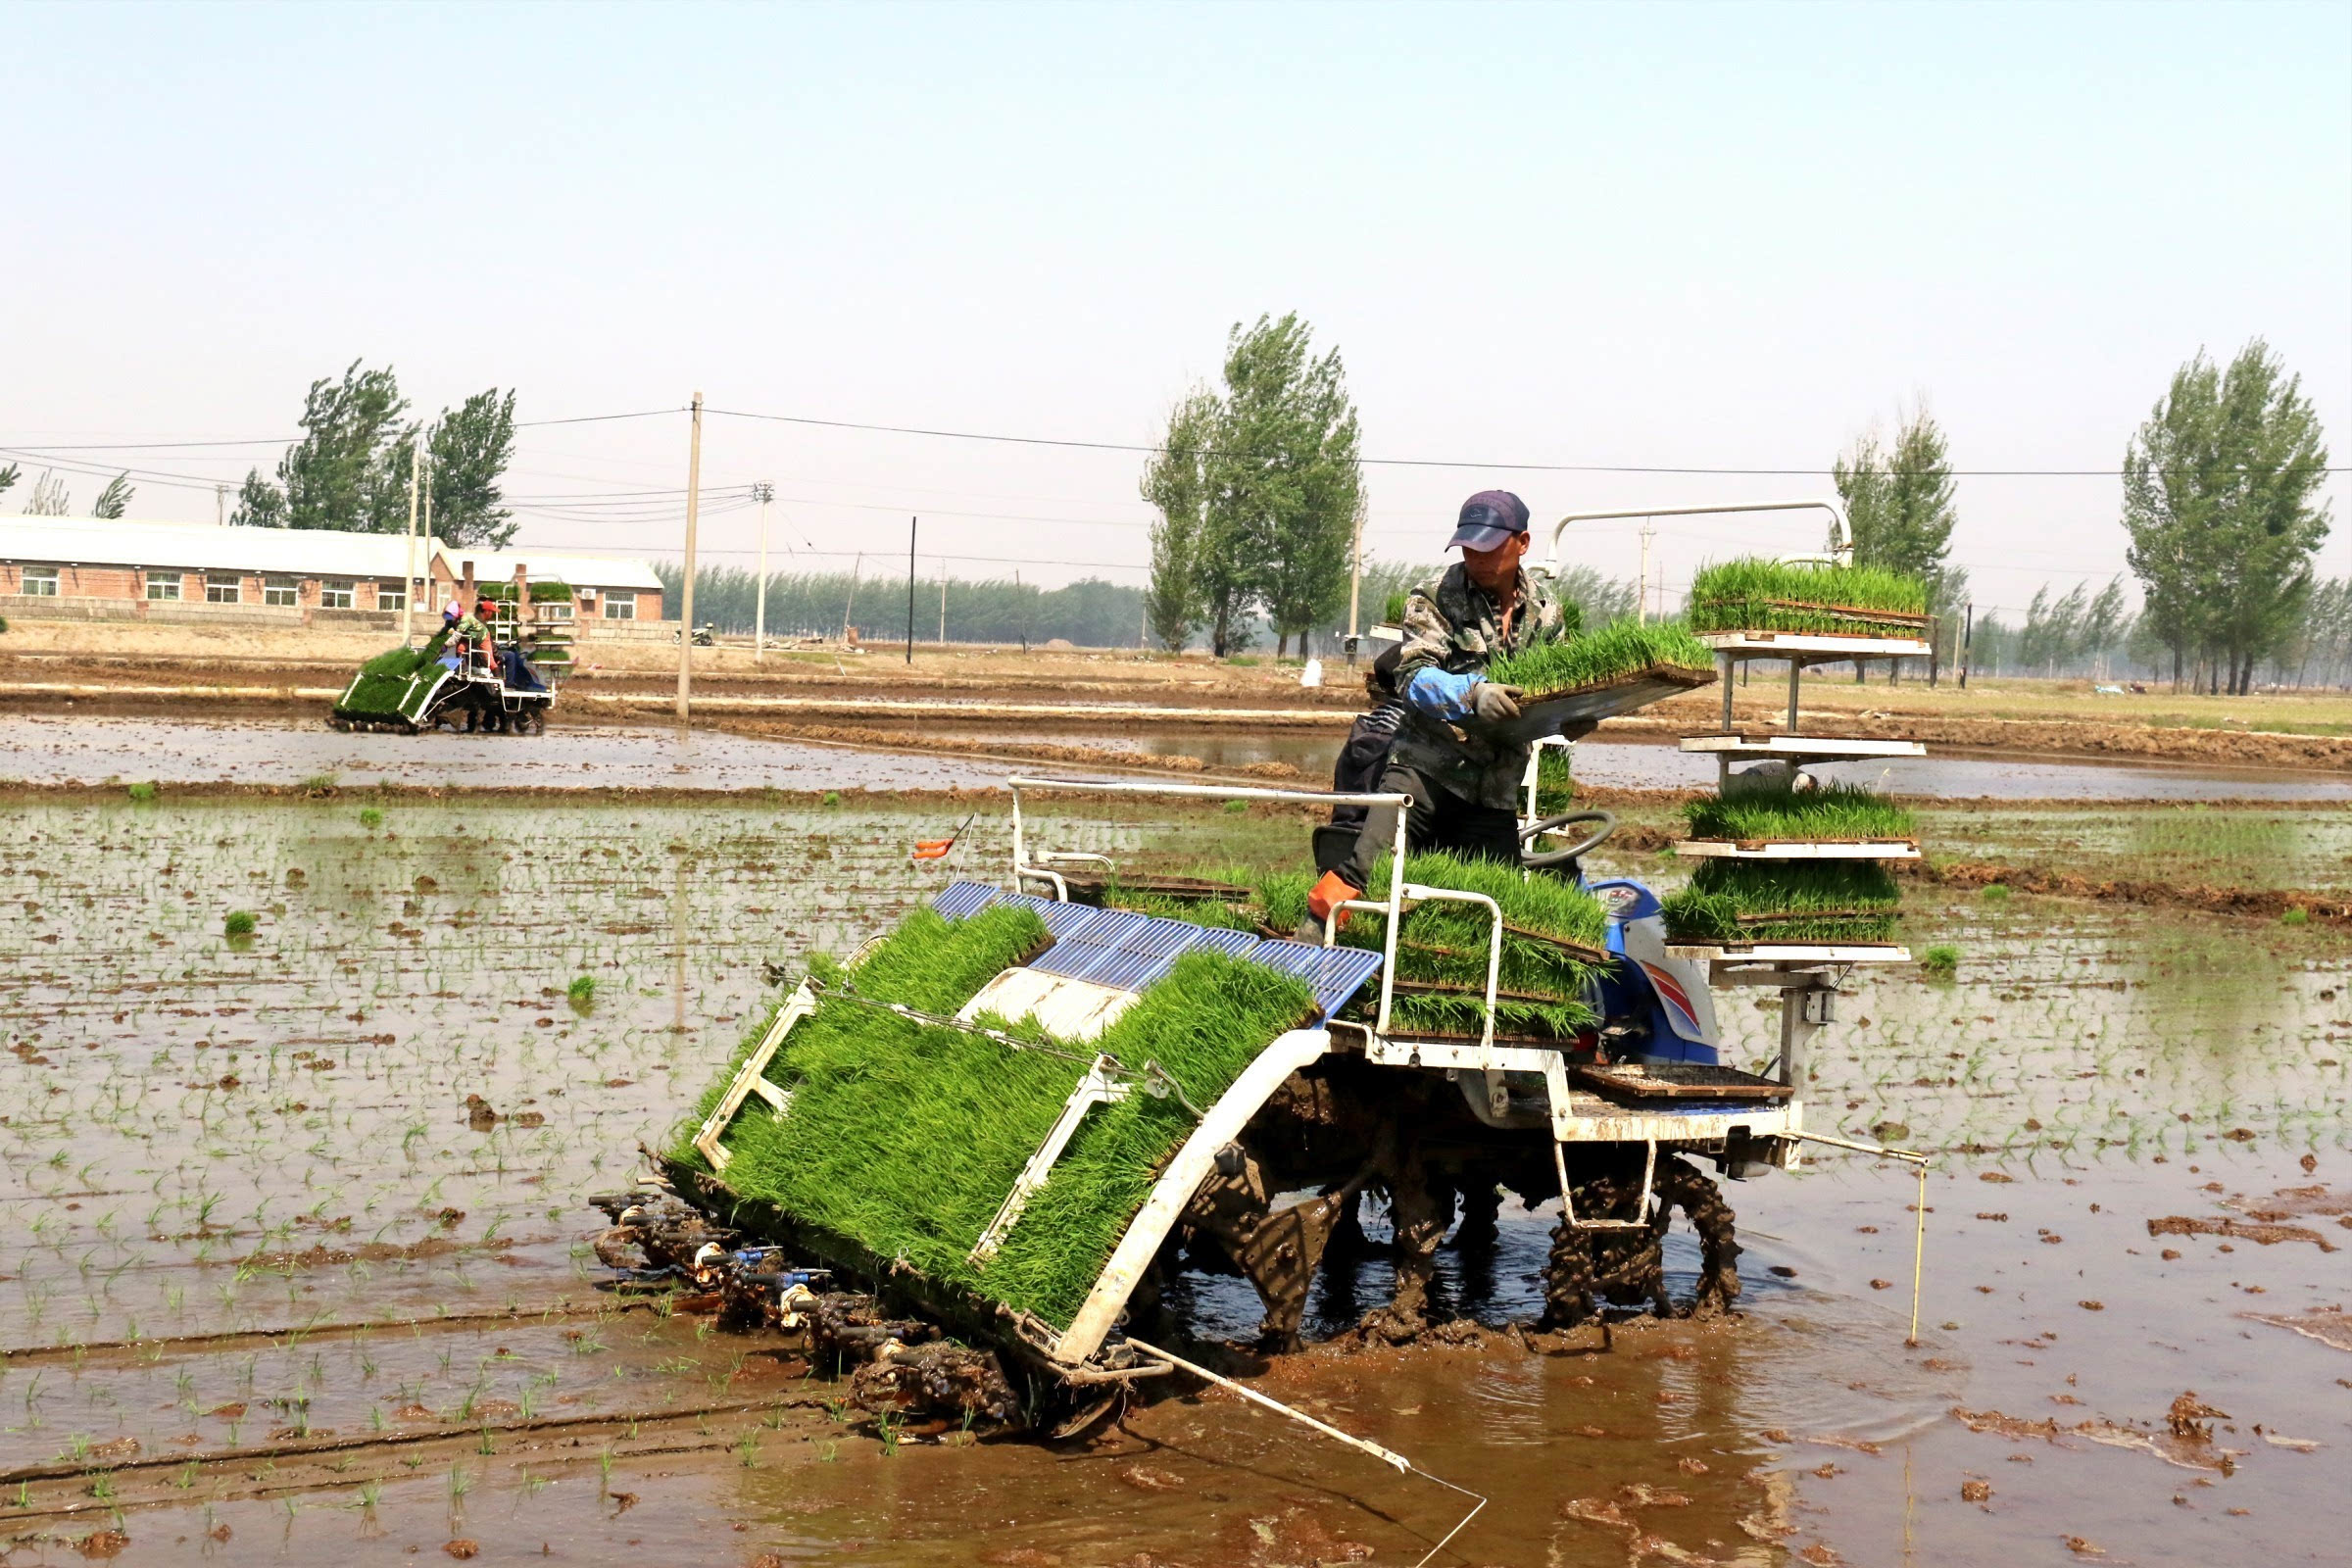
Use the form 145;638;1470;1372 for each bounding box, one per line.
930;884;1381;1018
1246;940;1386;1021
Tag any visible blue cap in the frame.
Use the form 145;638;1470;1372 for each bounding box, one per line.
1447;489;1531;552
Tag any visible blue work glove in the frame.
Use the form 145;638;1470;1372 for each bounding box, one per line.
1403;666;1482;722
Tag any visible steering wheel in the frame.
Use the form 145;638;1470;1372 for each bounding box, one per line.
1520;809;1616;870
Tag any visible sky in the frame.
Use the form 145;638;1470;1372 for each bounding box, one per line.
2;0;2346;624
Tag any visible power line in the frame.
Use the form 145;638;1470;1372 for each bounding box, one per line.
0;407;683;454
704;405;2351;479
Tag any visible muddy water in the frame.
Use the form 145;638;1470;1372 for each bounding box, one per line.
8;711;2349;801
0;798;2344;1565
910;722;2352;801
0;714;1108;794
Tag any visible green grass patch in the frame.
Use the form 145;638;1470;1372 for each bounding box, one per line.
1663;859;1902;944
358;808;384;830
1684;782;1916;843
1687;558;1929;638
1919;943;1960;977
125;781;158;804
1486;617;1715;697
222;909;257;937
678;904;1315;1327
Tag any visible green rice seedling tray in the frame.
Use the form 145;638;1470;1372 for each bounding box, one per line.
675;902;1320;1334
333;631;453;726
1482;620;1718;742
1663;858;1903;945
1688;558;1930;640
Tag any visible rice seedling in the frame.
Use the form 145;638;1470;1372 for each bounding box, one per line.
222;910;258;938
1919;944;1960;978
1683;782;1916;844
1663;860;1903;945
684;904;1316;1327
1686;557;1930;638
1486;617;1715;696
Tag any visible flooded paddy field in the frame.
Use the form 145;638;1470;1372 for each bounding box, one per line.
0;793;2344;1564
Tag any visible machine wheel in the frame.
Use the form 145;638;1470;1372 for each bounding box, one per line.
520;708;546;736
1540;1154;1740;1328
327;715;351;732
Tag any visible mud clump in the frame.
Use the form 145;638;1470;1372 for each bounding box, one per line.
1961;1480;1992;1501
2147;1214;2336;1251
74;1531;129;1559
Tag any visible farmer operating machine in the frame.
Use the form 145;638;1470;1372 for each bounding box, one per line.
605;498;1933;1442
328;569;569;735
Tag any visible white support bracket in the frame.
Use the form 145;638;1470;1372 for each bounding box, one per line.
968;1053;1132;1265
1555;1135;1657;1232
691;981;814;1172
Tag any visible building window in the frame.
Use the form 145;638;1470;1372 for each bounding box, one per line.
376;580;406;612
145;572;182;602
206;574;242;604
22;566;59;597
264;576;300;607
603;595;635;620
319;579;355;611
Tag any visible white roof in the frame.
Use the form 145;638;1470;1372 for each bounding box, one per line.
0;516;419;578
429;545;663;592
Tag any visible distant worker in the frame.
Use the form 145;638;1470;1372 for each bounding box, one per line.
1304;490;1578;932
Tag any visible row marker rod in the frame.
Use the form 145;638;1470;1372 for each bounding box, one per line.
1122;1336;1487;1568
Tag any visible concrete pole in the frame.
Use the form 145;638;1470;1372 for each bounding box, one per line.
1637;519;1653;625
752;481;772;665
403;443;419;643
677;391;704;722
1347;499;1362;663
905;516;916;665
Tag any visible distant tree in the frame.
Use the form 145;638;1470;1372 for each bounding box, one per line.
2124;339;2331;694
1548;564;1636;629
1836;406;1965;680
90;472;133;518
427;389;519;548
278;361;410;531
1140;390;1217;651
0;464;18;505
1214;314;1363;658
24;470;71;515
230;467;288;527
1139;313;1365;658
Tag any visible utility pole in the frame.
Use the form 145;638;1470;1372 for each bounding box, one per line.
750;481;774;665
939;573;947;645
842;554;861;643
403;443;419;643
421;451;433;611
676;391;703;723
905;516;917;665
1347;501;1363;664
1014;569;1028;654
1637;519;1654;625
1959;600;1974;690
215;483;226;528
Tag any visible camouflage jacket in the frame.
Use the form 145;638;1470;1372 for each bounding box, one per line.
1388;562;1569;810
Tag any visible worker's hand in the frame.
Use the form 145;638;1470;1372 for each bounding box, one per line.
1300;870;1362;939
1471;682;1523;723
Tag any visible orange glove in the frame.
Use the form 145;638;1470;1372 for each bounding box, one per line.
910;839;955;860
1305;870;1362;928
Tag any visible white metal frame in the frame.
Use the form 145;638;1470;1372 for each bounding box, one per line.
1542;497;1853;578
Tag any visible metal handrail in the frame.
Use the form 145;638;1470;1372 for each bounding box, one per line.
1004;776;1413;1033
1543;498;1854;577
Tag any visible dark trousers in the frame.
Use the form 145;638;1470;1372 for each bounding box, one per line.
1325;758;1522;893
